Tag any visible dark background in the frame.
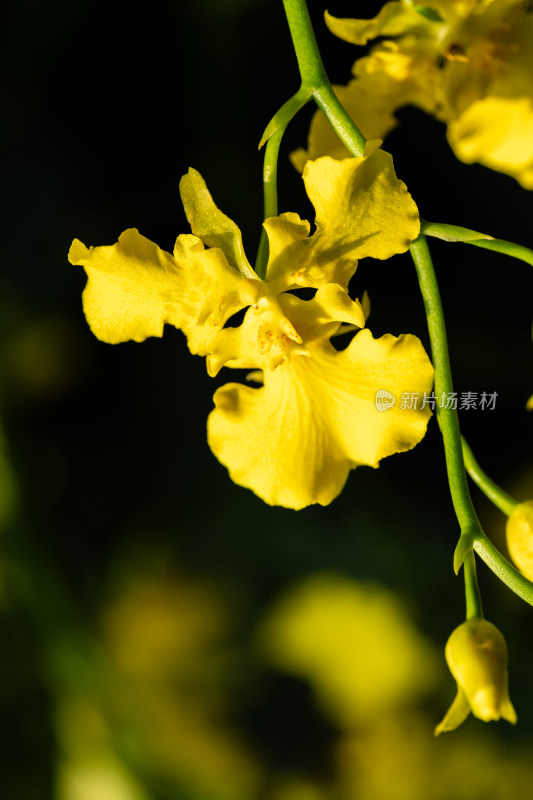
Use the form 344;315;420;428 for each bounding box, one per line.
1;0;533;797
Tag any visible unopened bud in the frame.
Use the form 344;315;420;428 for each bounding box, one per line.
435;619;516;735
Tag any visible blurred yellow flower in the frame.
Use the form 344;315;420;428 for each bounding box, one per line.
299;0;533;186
55;698;150;800
257;573;439;726
336;711;529;800
506;500;533;580
56;756;149;800
436;618;517;734
100;573;260;799
269;778;330;800
69;144;433;509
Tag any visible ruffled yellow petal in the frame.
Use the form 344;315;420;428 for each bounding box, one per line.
448;96;533;187
207;329;433;509
269;150;418;290
263;210;358;291
69;230;185;344
325;2;432;46
355;40;444;115
303;148;420;263
262;213;311;287
172;237;251;356
69;229;247;353
179;168;256;277
279;286;365;343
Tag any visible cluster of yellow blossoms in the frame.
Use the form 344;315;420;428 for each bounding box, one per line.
68;0;533;738
69;144;433;510
294;0;533;187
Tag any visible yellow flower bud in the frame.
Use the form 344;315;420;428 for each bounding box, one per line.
435;619;516;735
506;501;533;581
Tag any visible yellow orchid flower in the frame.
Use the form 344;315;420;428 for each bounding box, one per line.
435;618;517;734
69;144;433;509
296;0;533;187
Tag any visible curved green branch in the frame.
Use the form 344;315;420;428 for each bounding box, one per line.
421;220;533;268
255;127;285;278
462;437;518;516
258;86;313;150
473;535;533;606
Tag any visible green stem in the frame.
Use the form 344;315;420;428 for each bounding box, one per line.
258;86;312;150
473;535;533;606
464;551;483;620
462;437;518;516
410;235;481;537
312;86;367;158
421;220;533;268
263;129;283;222
411;235;533;606
255;127;284;278
282;0;366;157
281;0;328;90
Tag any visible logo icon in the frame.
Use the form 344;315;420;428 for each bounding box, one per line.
375;389;395;411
